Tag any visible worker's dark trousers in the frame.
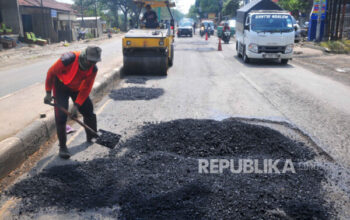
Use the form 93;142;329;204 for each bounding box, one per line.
53;78;97;147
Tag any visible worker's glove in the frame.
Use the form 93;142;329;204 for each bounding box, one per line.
71;103;80;117
44;92;52;104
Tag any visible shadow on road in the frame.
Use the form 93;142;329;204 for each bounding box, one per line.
121;76;167;85
234;55;295;69
121;67;169;77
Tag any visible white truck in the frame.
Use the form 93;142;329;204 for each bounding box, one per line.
236;0;295;64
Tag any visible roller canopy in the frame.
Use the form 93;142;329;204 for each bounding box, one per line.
236;0;283;33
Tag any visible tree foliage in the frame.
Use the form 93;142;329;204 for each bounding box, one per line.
187;5;198;20
187;0;239;20
222;0;239;18
277;0;313;18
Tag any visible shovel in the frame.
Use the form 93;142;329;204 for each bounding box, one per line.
47;100;121;149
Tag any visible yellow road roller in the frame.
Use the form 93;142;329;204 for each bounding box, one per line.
122;0;175;75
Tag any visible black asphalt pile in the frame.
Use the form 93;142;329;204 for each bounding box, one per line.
95;129;121;149
109;87;164;101
5;119;332;219
133;119;316;160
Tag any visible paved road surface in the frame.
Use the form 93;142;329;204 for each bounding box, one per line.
0;34;349;219
0;38;123;98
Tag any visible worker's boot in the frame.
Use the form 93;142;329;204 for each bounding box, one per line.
59;146;71;159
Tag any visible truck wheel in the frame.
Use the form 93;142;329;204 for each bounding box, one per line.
281;59;289;65
243;48;250;63
237;42;243;58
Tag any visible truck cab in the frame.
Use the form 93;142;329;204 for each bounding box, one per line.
236;10;295;64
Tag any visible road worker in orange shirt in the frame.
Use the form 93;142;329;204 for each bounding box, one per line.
44;46;102;159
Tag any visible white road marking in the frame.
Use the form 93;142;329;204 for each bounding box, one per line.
239;71;263;93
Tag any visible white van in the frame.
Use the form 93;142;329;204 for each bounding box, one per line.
236;10;295;64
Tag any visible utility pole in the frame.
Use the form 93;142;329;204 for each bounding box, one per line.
339;0;346;39
219;0;223;22
40;0;46;39
95;0;98;37
335;0;342;39
81;0;84;27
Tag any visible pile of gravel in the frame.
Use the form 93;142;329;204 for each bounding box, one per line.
109;87;164;101
5;119;332;219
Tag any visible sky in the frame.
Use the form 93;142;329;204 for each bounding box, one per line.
55;0;195;14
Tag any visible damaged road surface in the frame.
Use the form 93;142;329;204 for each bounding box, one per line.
1;35;350;219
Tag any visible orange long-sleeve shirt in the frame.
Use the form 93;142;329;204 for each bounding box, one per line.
45;52;97;106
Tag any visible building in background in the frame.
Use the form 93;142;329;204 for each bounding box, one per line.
18;0;77;43
0;0;23;36
76;17;104;38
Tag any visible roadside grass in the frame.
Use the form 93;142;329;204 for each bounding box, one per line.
319;40;350;54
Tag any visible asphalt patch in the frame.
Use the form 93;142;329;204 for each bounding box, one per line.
109;87;164;101
4;119;332;219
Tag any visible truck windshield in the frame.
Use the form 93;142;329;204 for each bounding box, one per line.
251;14;293;33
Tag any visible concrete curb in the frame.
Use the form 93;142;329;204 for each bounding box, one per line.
0;67;121;179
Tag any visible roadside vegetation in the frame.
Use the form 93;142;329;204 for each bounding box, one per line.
320;40;350;54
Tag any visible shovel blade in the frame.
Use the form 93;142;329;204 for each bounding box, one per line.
95;129;121;149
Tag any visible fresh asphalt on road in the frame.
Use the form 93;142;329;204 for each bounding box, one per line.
0;34;350;219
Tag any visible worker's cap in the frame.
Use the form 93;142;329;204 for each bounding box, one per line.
145;4;151;9
86;46;102;62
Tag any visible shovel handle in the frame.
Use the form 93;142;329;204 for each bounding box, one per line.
46;100;99;137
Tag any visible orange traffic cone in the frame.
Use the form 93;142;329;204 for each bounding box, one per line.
205;32;208;41
218;38;222;51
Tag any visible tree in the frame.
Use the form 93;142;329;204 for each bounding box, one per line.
191;0;221;18
99;0;120;28
277;0;313;18
222;0;239;18
187;5;198;20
